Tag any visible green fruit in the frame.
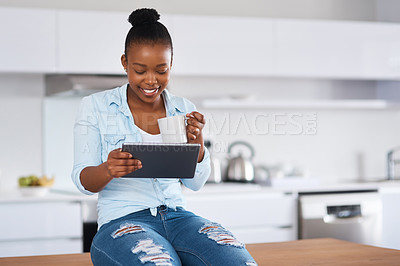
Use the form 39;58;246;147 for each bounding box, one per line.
18;177;30;187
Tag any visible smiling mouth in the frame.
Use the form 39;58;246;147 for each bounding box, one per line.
140;87;160;96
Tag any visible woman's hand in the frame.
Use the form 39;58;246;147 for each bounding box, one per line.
186;111;206;162
105;148;142;178
80;148;141;193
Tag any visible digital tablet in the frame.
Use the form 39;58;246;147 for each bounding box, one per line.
121;142;201;178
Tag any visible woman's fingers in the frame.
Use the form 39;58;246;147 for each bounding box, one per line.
187;118;203;130
114;165;141;173
109;149;132;159
186;111;205;124
107;148;143;177
112;158;141;166
187;132;197;141
186;125;200;138
108;163;142;178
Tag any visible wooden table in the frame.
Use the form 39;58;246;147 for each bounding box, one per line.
0;238;399;265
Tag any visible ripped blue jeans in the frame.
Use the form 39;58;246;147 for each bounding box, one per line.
91;205;257;266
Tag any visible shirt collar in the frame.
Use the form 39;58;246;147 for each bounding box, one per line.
162;89;185;114
108;84;185;116
107;84;130;116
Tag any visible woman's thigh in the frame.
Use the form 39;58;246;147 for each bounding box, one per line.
91;219;181;266
168;211;257;266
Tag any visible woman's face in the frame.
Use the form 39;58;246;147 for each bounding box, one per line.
122;43;172;104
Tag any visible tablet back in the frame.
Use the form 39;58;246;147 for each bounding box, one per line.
121;143;200;178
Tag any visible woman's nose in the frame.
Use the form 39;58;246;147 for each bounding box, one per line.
145;72;157;85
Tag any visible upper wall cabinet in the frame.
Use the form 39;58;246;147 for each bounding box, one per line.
275;19;400;80
170;15;275;76
1;7;400;80
56;10;130;74
0;7;56;73
56;10;172;74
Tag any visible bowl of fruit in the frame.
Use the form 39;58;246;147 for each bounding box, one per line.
18;175;55;197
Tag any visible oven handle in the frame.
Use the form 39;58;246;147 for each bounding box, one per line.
323;214;366;224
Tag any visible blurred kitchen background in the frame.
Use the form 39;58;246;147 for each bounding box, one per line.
1;0;400;257
1;0;400;190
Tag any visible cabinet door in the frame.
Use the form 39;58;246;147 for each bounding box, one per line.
185;192;294;228
171;15;275;76
380;188;400;250
362;23;400;79
276;19;400;79
228;226;294;244
0;7;56;72
0;239;82;257
0;202;81;241
57;10;130;74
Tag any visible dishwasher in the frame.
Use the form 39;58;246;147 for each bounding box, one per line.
298;190;382;246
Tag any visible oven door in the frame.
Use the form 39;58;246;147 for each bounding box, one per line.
82;200;98;252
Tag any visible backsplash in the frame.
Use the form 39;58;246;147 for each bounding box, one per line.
200;108;400;182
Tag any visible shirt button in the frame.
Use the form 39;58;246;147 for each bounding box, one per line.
153;178;157;182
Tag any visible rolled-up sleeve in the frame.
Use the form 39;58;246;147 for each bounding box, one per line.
71;96;101;195
181;147;211;191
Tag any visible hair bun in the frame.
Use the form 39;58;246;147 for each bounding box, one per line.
128;8;160;27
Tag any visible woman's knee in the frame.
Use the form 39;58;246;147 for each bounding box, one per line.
91;222;181;265
175;220;257;265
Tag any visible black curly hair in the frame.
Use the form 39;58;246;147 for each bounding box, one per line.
124;8;173;58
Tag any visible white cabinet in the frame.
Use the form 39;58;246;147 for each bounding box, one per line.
0;7;56;73
56;10;130;74
1;7;400;80
0;239;82;258
183;186;296;244
275;19;400;80
171;15;275;76
380;186;400;250
56;10;172;74
0;201;82;257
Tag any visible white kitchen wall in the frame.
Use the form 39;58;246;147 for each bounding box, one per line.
200;108;400;182
0;74;44;192
43;97;82;190
36;75;400;190
170;76;400;182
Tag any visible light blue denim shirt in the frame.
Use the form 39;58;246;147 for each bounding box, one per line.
72;84;210;228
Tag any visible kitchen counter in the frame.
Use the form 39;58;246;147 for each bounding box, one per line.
184;179;400;195
0;189;97;203
2;179;400;203
1;238;399;265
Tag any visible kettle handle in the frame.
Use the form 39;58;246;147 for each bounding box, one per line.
227;141;255;159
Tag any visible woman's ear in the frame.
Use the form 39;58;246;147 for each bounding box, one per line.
121;54;127;72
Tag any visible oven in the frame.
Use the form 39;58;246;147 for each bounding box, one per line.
81;200;98;252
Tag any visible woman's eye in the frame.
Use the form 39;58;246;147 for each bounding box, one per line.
157;69;168;74
135;70;145;74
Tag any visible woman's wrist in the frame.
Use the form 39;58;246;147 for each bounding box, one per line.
197;145;205;163
103;162;114;180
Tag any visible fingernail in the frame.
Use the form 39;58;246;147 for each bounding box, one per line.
129;154;133;158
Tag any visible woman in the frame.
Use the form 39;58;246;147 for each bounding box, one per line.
72;8;257;266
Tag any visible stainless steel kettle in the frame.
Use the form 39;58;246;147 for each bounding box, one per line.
226;141;255;182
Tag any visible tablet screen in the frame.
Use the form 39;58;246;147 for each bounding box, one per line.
121;143;200;178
